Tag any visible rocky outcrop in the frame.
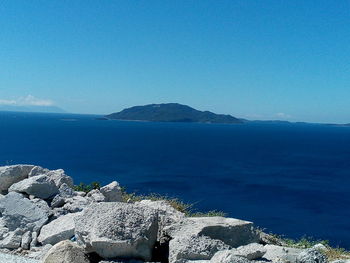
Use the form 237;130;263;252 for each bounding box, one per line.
163;216;259;263
0;165;34;194
0;165;340;263
0;192;48;249
74;202;159;261
42;240;90;263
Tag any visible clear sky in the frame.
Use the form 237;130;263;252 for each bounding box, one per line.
0;1;349;123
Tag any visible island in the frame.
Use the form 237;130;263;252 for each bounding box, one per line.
105;103;243;124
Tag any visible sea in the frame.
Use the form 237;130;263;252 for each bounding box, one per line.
0;111;349;248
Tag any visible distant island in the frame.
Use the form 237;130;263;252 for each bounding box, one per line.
106;103;243;124
0;105;66;113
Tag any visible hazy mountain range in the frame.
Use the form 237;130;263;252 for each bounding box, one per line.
0;105;66;113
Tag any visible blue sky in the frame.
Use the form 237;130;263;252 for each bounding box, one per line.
0;1;349;123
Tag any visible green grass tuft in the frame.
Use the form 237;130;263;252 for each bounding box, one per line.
73;181;101;193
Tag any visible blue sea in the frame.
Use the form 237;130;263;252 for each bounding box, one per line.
0;111;349;248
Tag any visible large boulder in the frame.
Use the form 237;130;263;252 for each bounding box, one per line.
137;199;186;238
74;202;159;261
0;192;48;249
42;240;90;263
169;235;230;262
100;181;123;202
263;245;303;263
38;212;80;245
297;248;328;263
0;165;34;194
9;175;59;199
164;216;259;263
29;167;74;187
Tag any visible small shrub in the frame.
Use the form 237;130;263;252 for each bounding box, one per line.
73;181;101;193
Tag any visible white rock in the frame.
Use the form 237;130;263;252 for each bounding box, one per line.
169;235;230;262
86;189;105;202
28;166;49;177
75;191;86;197
74;202;158;261
0;165;34;194
30;232;38;248
312;243;328;252
0;192;48;249
297;248;328;263
137;199;185;238
210;250;252;263
164;217;258;263
42;240;89;263
46;169;74;188
100;181;123;202
0;252;40;263
38;213;80;245
9;175;59;199
51;183;76;208
263;245;303;263
165;217;259;248
21;231;32;250
233;243;266;260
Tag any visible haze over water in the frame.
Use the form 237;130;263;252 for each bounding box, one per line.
1;111;349;248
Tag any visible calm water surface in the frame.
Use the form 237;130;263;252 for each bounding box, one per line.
0;111;349;247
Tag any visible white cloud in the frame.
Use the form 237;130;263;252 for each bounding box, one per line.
0;95;54;106
0;99;16;105
276;112;292;119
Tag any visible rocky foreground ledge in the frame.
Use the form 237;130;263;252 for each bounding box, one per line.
0;165;348;263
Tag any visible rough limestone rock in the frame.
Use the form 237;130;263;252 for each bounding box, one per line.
297;248;328;263
51;183;76;208
0;165;34;194
28;166;49;177
31;198;53;218
169;235;230;262
9;175;59;199
233;243;266;260
0;192;48;249
21;231;32;250
263;245;303;263
38;213;80;245
52;196;91;218
165;217;258;263
42;240;89;263
100;181;123;202
46;169;74;188
137;199;185;238
165;217;258;248
86;189;106;202
74;202;158;261
210;250;252;263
